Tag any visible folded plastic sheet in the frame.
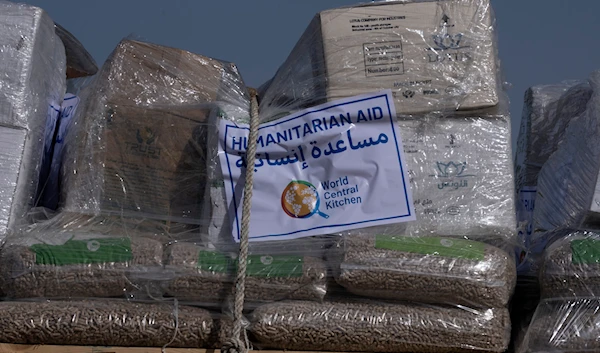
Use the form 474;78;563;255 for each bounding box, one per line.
0;300;213;348
0;1;66;240
54;22;98;79
335;234;516;307
251;300;511;353
533;71;600;232
519;298;600;353
258;0;501;119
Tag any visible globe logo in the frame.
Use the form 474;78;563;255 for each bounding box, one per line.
281;180;329;219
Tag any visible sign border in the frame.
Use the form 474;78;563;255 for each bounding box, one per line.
223;93;413;242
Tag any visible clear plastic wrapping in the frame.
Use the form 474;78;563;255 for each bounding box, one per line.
515;81;591;191
395;114;515;243
335;234;516;307
533;71;600;232
250;300;511;353
0;300;213;348
514;81;593;275
0;214;164;299
258;0;501;118
164;242;328;306
519;298;600;353
60;38;248;224
0;1;66;239
539;230;600;299
54;22;98;79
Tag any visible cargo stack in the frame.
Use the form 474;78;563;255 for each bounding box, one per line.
515;72;600;353
0;34;251;348
240;1;517;352
0;0;521;351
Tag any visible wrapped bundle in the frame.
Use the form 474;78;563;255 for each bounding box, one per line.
519;298;600;353
60;38;248;225
514;81;592;274
0;300;212;348
258;0;501;118
397;115;515;241
0;1;66;239
540;230;600;298
515;82;591;191
533;71;600;232
336;234;516;307
251;300;511;353
165;242;327;305
0;230;163;299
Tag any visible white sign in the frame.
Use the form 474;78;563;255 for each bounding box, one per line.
218;90;416;242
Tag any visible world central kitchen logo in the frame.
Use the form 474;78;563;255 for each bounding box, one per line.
427;14;471;63
125;127;161;159
432;162;474;190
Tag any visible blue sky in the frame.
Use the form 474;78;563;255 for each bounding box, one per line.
22;0;600;148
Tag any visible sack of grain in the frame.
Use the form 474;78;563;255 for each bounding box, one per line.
518;298;600;353
335;234;516;307
540;230;600;298
165;242;327;305
0;230;163;299
251;300;511;353
0;2;66;240
0;300;212;348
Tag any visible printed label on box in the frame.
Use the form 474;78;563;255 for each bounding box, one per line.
218;90;415;242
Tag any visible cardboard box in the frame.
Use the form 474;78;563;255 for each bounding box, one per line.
62;40;247;224
260;0;499;116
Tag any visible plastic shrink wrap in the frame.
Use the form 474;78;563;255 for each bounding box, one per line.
0;215;164;299
515;81;592;275
0;300;213;348
257;0;516;246
533;71;600;233
539;230;600;299
60;38;247;224
0;1;66;240
0;38;250;301
250;300;511;353
39;24;97;210
258;0;501;117
232;2;513;351
519;298;600;353
53;22;98;79
164;242;327;306
335;234;516;308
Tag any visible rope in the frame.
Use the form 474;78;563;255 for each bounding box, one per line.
222;92;260;353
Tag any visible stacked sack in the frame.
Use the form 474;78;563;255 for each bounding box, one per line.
516;72;600;352
0;28;252;348
519;230;600;353
246;1;517;352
